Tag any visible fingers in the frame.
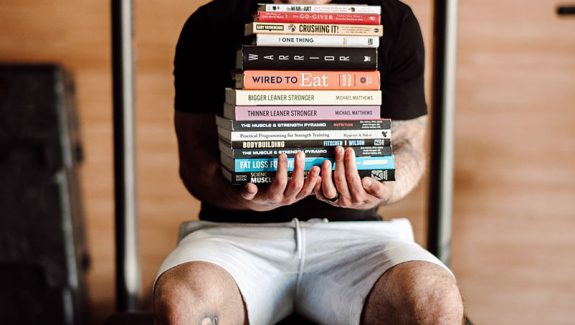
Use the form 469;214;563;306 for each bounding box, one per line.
296;166;320;200
333;146;351;207
284;151;306;201
255;152;319;207
265;153;289;202
320;159;338;201
344;147;367;204
240;182;258;201
362;177;390;202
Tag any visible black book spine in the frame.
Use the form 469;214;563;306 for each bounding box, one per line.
220;144;392;158
217;117;391;131
237;45;378;70
227;138;391;149
223;168;395;185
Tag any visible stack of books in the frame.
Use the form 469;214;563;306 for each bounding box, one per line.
218;3;395;185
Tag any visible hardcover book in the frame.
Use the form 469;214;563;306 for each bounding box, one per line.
222;168;395;185
216;115;390;131
250;34;379;48
235;70;380;90
256;11;381;25
257;4;381;14
220;138;391;149
221;155;394;172
236;46;378;70
217;128;391;143
218;141;392;158
245;22;384;37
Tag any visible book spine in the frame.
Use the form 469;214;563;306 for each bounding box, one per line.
225;89;382;106
216;116;390;131
245;22;384;37
258;4;381;14
225;138;391;149
236;70;380;90
253;34;379;48
236;46;378;70
222;168;395;185
224;156;394;172
256;12;381;25
224;104;381;121
219;143;392;158
221;129;390;142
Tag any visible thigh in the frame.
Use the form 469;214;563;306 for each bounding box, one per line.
155;222;299;325
296;220;451;325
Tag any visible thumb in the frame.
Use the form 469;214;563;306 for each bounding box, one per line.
241;182;258;201
362;177;387;199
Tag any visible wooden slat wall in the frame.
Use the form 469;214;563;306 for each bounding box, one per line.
0;1;574;324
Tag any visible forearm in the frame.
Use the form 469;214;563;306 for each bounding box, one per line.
179;146;248;211
175;111;249;210
383;115;428;205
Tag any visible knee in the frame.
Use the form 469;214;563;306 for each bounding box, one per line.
153;262;240;325
154;264;202;325
363;261;463;325
397;262;463;323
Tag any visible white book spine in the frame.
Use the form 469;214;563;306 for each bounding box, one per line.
260;4;381;14
226;129;391;142
225;88;382;106
254;34;379;48
245;22;384;37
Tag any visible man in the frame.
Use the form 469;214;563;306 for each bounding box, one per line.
154;0;464;324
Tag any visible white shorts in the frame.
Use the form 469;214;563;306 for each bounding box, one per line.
156;218;452;325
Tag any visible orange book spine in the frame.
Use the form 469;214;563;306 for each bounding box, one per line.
237;70;380;90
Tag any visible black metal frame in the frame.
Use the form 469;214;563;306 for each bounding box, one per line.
427;0;458;265
112;0;140;312
110;0;459;310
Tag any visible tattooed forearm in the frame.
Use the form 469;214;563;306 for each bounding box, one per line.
385;115;428;204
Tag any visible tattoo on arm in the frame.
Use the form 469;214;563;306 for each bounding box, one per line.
386;115;428;204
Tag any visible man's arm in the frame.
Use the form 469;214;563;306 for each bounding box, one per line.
175;111;321;212
315;114;428;208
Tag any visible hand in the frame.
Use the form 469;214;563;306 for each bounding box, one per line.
240;152;321;212
315;146;392;209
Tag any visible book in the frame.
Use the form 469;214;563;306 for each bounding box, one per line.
218;128;390;143
236;46;378;70
225;88;382;106
221;155;395;172
222;168;395;185
257;4;381;14
223;104;382;121
216;116;390;131
218;141;392;158
235;70;380;90
250;34;379;48
245;22;384;37
256;11;381;25
220;137;391;149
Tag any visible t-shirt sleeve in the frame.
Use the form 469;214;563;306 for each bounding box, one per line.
173;8;228;114
381;6;427;120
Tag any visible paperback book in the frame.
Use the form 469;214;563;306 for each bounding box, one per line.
235;70;380;90
223;104;382;121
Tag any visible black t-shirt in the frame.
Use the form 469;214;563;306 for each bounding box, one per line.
174;0;427;222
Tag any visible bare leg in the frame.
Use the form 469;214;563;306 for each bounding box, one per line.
154;261;248;325
361;261;463;325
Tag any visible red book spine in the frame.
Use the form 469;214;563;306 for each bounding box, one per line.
256;12;381;25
